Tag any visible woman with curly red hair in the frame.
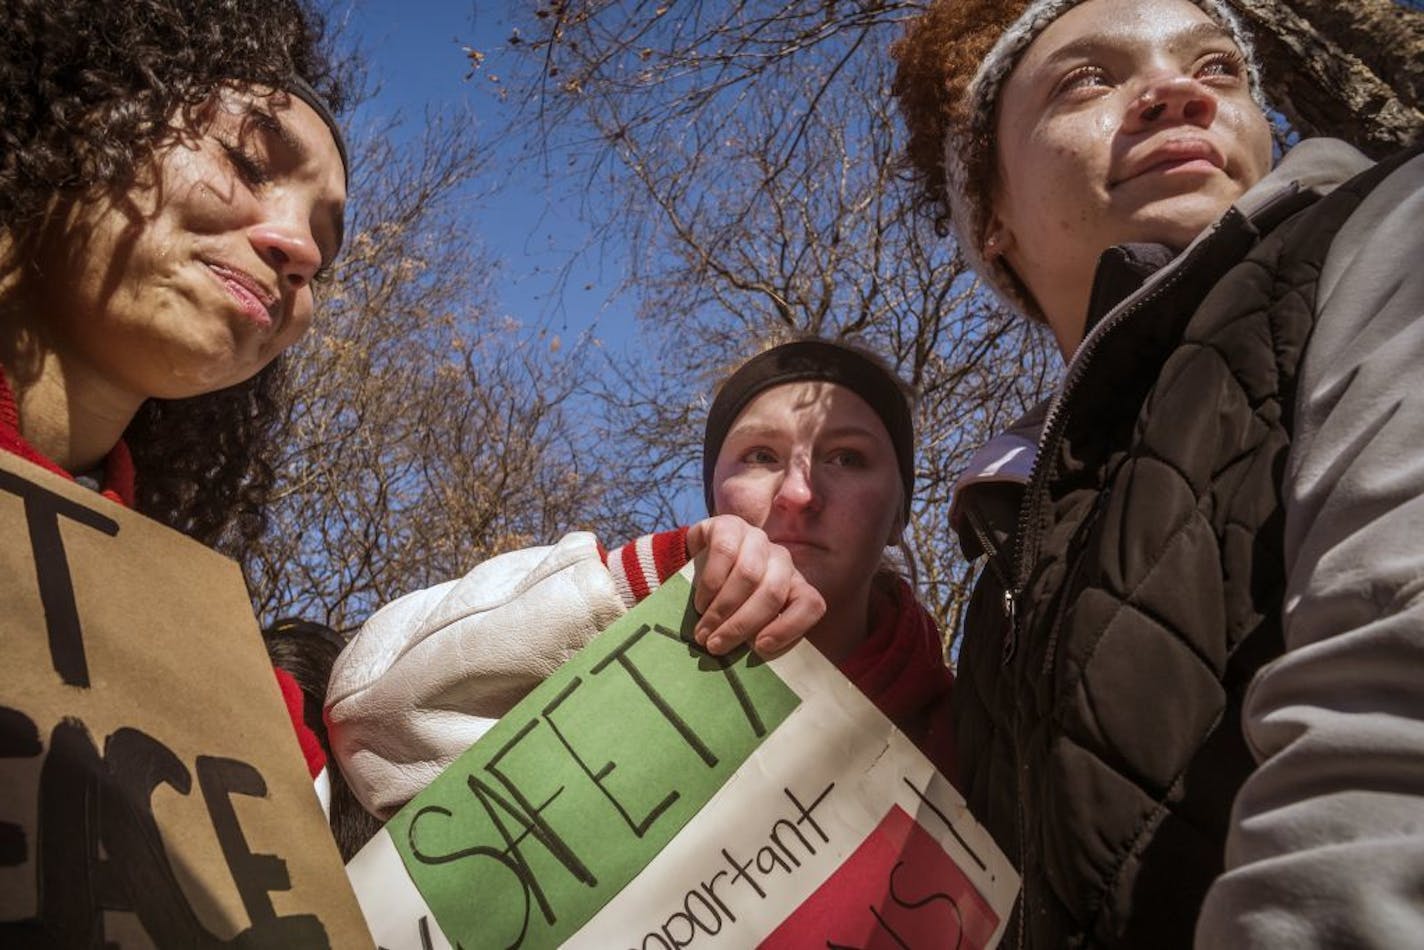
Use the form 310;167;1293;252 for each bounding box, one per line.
891;1;1424;947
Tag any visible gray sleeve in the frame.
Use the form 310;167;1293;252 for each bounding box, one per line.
1196;151;1424;948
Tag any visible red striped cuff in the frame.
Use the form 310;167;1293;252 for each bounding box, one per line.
602;527;691;609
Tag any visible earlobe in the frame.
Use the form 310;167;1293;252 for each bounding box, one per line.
983;216;1015;262
887;517;904;548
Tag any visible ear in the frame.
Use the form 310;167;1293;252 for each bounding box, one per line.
887;513;905;548
982;212;1016;262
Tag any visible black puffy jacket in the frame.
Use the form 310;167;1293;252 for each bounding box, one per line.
950;146;1417;949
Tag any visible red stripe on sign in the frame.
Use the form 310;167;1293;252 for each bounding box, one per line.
759;804;999;950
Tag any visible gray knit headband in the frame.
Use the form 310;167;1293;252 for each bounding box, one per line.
943;0;1265;316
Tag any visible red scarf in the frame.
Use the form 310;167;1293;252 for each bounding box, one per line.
0;372;325;779
838;575;957;779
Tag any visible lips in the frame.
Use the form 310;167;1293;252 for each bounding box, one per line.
771;537;827;552
1113;137;1225;186
206;261;278;329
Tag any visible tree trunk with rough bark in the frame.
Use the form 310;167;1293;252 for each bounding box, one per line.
1235;0;1424;156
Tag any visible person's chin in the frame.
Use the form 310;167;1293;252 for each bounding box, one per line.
783;550;828;587
1125;194;1237;249
150;340;261;399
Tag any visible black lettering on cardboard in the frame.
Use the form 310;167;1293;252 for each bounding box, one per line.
593;624;716;767
17;719;216;946
542;677;677;838
0;468;119;688
196;756;291;926
35;716;110;947
100;726;219;945
0;705;41;867
0;716;327;947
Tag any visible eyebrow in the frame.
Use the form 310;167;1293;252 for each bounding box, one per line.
817;424;883;443
1039;21;1236;71
250;109;346;261
724;422;883;443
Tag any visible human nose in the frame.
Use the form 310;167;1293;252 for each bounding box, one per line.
773;459;820;512
249;217;322;291
1124;74;1218;132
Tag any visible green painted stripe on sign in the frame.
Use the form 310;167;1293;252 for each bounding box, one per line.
387;573;801;949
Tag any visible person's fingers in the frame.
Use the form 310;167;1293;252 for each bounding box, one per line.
702;547;795;653
750;579;825;656
695;533;771;646
687;517;745;614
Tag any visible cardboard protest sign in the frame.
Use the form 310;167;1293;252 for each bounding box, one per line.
0;454;372;947
349;564;1018;948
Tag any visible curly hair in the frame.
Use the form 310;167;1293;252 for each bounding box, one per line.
1;0;345;554
889;0;1028;239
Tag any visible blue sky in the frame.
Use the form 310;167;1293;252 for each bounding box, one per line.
338;0;638;348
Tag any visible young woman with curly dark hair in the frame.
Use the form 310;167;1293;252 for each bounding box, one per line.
1;0;349;797
1;0;346;552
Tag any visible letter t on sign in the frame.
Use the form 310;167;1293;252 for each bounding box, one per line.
591;624;718;768
0;470;119;688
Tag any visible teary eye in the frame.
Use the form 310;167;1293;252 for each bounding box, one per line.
1054;64;1112;97
1197;50;1246;82
221;141;271;186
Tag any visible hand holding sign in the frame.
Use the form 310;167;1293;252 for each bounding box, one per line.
685;516;825;657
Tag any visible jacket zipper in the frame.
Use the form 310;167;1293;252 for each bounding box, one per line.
1001;220;1230;668
961;504;1021;666
999;222;1233;950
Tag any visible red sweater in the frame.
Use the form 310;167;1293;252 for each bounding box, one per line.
601;529;956;778
0;373;326;778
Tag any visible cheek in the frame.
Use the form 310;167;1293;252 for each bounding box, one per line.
711;475;771;527
840;476;902;546
283;293;317;345
1003;126;1104;239
1244;113;1274;182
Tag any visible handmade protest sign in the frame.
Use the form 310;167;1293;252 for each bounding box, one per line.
0;453;372;947
349;564;1018;948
